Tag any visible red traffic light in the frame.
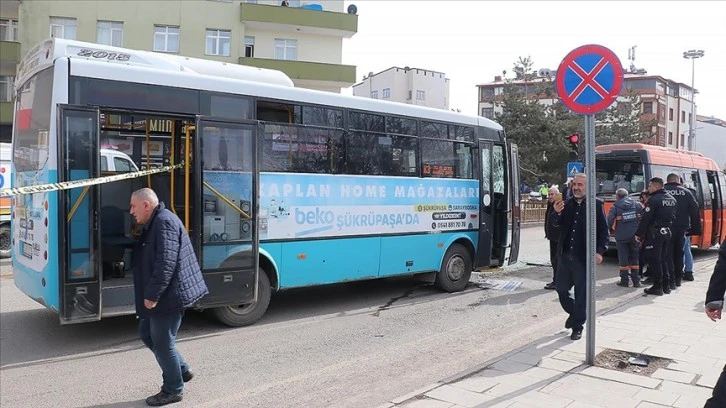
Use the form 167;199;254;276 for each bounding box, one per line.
568;134;579;144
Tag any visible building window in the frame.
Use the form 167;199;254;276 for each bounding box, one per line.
205;29;231;56
688;113;692;125
669;108;674;121
154;25;180;53
50;17;77;40
382;88;391;99
681;111;686;123
274;39;297;61
416;90;425;101
481;107;494;119
680;134;685;147
371;90;378;99
642;101;653;113
244;36;255;57
0;19;18;41
97;21;124;47
668;131;673;145
0;76;13;102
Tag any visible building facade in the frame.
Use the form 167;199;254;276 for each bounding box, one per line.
352;66;450;110
0;0;20;142
476;72;697;149
695;115;726;170
0;0;358;142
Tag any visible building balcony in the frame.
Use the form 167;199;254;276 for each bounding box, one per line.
240;3;357;38
239;57;356;89
0;41;21;64
0;101;13;124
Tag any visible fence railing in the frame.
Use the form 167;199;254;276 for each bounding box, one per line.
520;200;547;223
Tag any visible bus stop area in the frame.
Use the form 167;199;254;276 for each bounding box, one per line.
382;256;724;408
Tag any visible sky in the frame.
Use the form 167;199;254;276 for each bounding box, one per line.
340;0;726;119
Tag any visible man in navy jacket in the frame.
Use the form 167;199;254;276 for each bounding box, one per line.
550;174;609;340
704;239;726;408
130;188;208;406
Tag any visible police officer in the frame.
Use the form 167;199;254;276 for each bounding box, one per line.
664;173;702;286
635;177;677;296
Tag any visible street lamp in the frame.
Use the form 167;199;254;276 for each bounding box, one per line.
683;49;704;150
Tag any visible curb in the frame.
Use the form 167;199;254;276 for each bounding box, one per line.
388;255;720;406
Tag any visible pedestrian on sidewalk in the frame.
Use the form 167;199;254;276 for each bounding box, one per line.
607;188;644;288
703;238;726;408
130;188;209;407
544;186;562;290
550;173;609;340
635;177;676;296
664;173;701;288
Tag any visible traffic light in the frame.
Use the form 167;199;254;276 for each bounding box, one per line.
567;133;579;161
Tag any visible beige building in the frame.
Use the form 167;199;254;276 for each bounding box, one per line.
476;71;697;150
352;66;450;110
0;0;358;142
0;0;20;142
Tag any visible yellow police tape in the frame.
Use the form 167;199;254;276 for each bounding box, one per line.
0;163;183;198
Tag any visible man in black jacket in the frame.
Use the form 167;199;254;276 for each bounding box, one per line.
550;174;609;340
664;173;702;286
704;239;726;408
544;186;561;290
130;188;209;406
635;177;676;296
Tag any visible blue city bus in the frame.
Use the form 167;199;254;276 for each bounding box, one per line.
10;39;521;326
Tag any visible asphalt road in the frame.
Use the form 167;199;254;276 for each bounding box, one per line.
0;227;718;408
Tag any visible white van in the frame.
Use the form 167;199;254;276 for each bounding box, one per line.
100;148;139;172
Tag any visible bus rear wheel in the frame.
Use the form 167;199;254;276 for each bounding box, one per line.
0;225;10;259
435;243;472;293
211;270;272;327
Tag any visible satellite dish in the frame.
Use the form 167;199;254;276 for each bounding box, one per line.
347;4;357;14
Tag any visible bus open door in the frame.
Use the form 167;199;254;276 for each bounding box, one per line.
58;106;102;323
475;140;520;268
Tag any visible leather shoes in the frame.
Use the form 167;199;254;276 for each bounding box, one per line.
683;272;694;281
570;329;582;340
146;391;182;406
565;316;573;329
182;370;194;383
544;282;556;290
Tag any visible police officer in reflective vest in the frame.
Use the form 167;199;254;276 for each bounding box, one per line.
635;177;677;296
664;173;702;286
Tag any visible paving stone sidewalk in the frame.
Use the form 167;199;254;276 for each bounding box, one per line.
382;257;725;408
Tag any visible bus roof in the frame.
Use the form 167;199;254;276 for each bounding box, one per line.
595;143;721;171
15;38;295;91
19;38;503;132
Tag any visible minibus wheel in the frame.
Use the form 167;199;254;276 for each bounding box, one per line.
435;243;472;292
212;269;272;327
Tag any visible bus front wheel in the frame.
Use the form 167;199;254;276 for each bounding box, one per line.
0;225;10;259
435;243;472;293
211;270;272;327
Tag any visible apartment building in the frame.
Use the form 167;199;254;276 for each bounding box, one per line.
0;0;20;142
695;115;726;169
476;72;697;149
352;66;450;110
0;0;358;142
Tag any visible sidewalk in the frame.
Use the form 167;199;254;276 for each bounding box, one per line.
381;257;725;408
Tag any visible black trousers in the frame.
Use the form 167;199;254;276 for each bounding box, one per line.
549;240;559;282
667;227;686;282
644;228;671;286
705;364;726;408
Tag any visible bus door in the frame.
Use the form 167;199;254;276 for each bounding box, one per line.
476;140;517;267
508;143;521;264
706;170;724;247
194;118;260;307
58;106;102;323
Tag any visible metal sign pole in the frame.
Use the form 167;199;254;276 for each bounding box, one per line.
585;114;597;365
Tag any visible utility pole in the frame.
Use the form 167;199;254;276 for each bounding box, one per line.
683;49;705;151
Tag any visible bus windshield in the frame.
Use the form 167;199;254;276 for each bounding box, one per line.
595;155;646;196
12;68;53;172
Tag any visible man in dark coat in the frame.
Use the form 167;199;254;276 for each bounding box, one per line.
550;174;609;340
704;239;726;408
544;186;561;290
130;188;209;406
